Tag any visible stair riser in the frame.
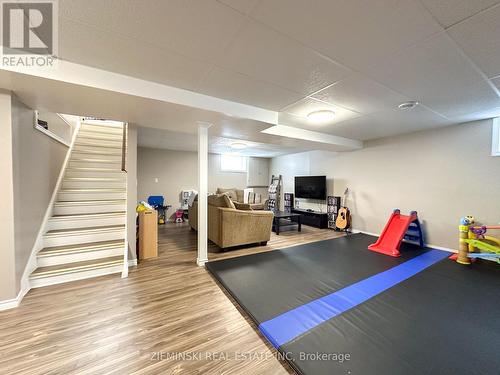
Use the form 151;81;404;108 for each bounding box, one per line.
72;145;123;155
47;216;126;231
68;160;122;169
43;230;125;247
78;131;123;141
58;191;126;201
62;180;126;189
53;203;126;215
37;247;124;267
71;151;123;161
64;170;124;178
75;139;123;148
80;124;123;135
30;264;123;288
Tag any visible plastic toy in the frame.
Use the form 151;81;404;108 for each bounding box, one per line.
147;196;171;225
368;209;423;257
175;209;185;223
455;216;500;265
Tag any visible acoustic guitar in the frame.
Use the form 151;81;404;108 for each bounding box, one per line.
335;188;351;230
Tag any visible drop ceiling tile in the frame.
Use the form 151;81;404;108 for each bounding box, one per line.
60;0;247;63
492;76;500;90
327;106;452;140
59;19;211;90
420;0;500;28
278;97;361;131
311;75;410;115
447;4;500;78
250;0;442;72
197;66;304;110
220;20;351;95
217;0;261;14
362;33;500;119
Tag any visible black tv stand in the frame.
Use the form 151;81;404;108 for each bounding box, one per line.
291;208;328;229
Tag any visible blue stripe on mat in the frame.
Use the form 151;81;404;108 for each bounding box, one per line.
258;249;449;348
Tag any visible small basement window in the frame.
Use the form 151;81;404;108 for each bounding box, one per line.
220;154;247;173
493;118;500;156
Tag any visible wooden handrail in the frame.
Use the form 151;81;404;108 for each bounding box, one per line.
121;122;127;173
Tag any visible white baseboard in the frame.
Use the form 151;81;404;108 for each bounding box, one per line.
0;294;21;311
352;229;456;253
0;283;30;311
128;259;137;266
197;258;208;267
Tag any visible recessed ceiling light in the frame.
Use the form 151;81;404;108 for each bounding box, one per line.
398;101;419;110
307;110;335;123
230;142;247;150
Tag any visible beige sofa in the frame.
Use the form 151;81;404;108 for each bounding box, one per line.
189;194;274;249
216;187;266;210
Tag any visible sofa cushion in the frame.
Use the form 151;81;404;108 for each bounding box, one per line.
208;193;235;209
234;202;253;211
216;188;237;201
235;189;245;203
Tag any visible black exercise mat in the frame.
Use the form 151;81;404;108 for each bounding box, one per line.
206;234;425;323
283;257;500;375
206;234;500;375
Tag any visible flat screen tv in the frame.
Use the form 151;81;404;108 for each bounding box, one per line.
295;176;326;200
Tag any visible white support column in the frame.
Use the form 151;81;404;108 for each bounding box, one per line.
197;122;211;266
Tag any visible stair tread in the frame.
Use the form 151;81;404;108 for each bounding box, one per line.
60;188;126;192
69;159;121;163
38;240;125;256
82;124;123;130
73;145;123;150
72;148;123;154
31;256;123;278
66;167;122;172
77;134;122;140
54;200;126;206
45;224;125;236
51;211;126;219
64;177;125;181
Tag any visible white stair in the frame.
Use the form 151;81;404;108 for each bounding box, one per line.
72;145;123;155
65;168;125;178
30;120;128;288
53;200;126;215
80;123;123;135
31;256;124;288
74;138;123;148
37;240;125;267
47;212;126;231
68;159;122;169
62;177;126;189
58;189;126;201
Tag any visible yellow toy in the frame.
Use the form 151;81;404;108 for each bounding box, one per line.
457;216;500;265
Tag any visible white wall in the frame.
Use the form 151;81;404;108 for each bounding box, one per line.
270;119;500;249
137;148;270;218
270;152;334;212
0;92;67;301
0;90;17;301
11;96;68;287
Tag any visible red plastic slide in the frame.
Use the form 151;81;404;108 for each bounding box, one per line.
368;210;418;257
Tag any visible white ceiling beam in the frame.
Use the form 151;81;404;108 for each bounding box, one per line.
0;59;278;125
261;125;363;150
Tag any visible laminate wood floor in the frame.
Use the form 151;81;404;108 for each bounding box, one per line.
0;223;344;375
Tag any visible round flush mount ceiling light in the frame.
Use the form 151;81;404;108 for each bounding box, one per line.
398;101;419;110
230;142;247;150
307;110;335;123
